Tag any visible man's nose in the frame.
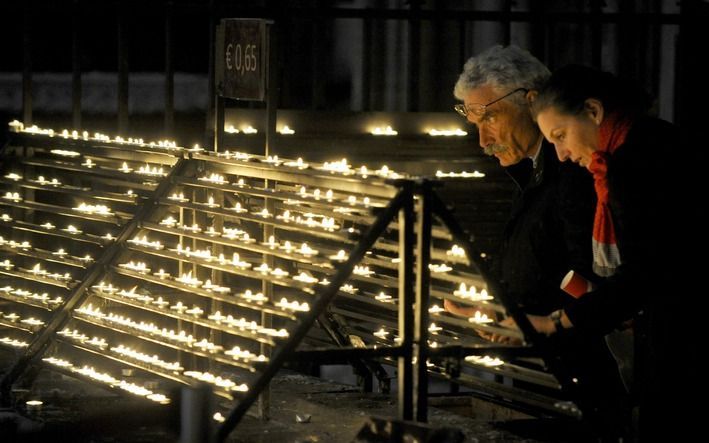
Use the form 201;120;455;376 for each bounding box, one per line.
478;126;494;149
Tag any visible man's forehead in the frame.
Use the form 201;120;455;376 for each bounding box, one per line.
463;84;500;103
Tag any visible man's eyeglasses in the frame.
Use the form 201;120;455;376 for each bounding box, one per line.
454;87;528;118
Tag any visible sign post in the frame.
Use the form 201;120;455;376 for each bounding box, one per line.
215;18;275;156
215;19;277;423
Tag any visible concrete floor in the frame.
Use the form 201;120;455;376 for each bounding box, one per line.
0;358;595;443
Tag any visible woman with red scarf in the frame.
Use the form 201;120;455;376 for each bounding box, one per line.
527;65;703;441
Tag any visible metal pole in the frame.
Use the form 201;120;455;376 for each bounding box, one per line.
407;1;421;111
180;384;214;443
397;186;414;421
265;22;278;157
413;180;432;422
117;3;129;134
71;0;82;129
22;1;32;125
590;0;602;69
165;0;175;135
206;0;217;148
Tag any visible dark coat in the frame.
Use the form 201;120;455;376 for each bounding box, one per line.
492;141;626;436
493;140;597;315
563;117;704;439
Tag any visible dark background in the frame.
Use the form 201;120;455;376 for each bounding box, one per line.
1;0;708;144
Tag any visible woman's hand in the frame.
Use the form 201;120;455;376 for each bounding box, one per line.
526;314;556;336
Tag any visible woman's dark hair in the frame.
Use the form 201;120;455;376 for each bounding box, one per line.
530;64;652;119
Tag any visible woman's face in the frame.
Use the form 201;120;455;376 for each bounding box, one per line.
536;105;600;169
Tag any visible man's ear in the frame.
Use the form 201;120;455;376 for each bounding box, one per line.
584;98;605;125
526;90;538;103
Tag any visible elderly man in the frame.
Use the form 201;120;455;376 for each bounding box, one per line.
447;45;627;438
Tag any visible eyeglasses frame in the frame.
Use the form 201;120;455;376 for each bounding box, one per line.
454;87;529;118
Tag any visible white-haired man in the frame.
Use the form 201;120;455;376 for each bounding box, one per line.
448;45;628;439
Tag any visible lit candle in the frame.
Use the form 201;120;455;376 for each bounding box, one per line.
468;311;493;324
373;328;389;339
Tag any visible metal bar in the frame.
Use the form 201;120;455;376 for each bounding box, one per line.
289;346;406;362
214;97;224;152
397;184;414;421
0;3;683;24
528;1;546;63
362;17;371;111
22;1;32;125
413;180;431;422
205;0;217;148
164;0;175;135
265;22;277;157
216;183;413;442
0;159;191;404
590;0;602;68
117;5;129;134
407;1;421;112
502;0;512;46
71;0;82;129
199;6;683;24
259;182;275;420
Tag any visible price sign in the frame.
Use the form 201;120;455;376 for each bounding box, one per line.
217;19;268;101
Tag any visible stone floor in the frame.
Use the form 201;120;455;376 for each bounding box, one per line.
0;354;593;443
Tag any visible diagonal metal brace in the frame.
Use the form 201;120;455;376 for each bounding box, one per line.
0;158;191;404
216;184;413;442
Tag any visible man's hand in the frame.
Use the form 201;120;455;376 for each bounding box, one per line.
487;317;522;345
443;299;477;317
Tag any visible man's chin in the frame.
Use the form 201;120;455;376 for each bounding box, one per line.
497;155;514;167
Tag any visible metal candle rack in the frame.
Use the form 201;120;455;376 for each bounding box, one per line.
0;122;577;441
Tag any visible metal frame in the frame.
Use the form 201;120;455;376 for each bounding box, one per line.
0;158;191;402
0;130;581;442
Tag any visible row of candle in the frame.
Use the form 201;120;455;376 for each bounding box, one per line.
0;309;44;326
41;357;171;404
0;336;29;348
24;263;72;281
99;274;308;317
0;285;64;306
171;239;319;262
0;238;31;249
8;123;481;185
1;240;78;259
60;323;265;379
118;162;168;177
4;172;63;186
94;282;270;328
166;195;345;232
223;122;469;138
73;202;113;216
183;371;248;392
76;302;289;341
10;120;180;152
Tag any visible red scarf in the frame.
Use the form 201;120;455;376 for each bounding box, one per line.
587;112;633;276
